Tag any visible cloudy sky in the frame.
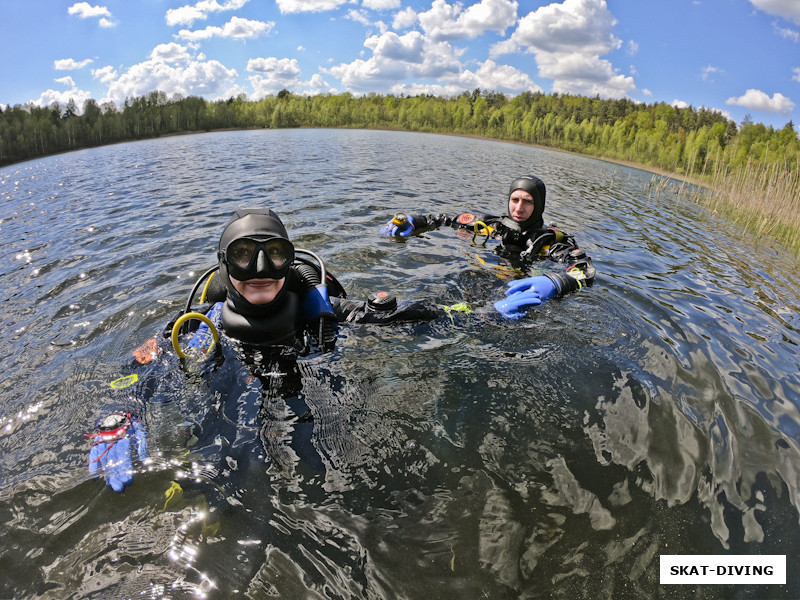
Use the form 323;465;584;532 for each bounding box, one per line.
1;0;798;129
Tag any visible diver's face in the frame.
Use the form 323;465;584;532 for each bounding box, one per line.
509;190;535;223
230;276;285;305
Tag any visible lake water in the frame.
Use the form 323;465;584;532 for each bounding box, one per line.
1;129;799;599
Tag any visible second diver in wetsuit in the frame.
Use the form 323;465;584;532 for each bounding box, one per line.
380;175;596;319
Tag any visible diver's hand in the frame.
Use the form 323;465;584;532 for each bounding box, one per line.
505;275;559;299
88;414;147;493
494;276;559;319
494;291;544;319
380;214;415;237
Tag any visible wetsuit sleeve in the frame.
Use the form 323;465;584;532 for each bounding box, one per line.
331;296;445;324
545;265;592;297
410;212;500;234
88;354;156;492
543;242;595;297
404;214;447;233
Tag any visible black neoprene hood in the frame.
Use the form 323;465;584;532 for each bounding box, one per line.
508;175;546;230
216;208;294;313
218;208;290;252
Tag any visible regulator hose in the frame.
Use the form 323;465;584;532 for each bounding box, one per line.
171;312;220;359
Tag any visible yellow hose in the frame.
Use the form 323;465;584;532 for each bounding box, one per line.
171;312;220;359
200;272;215;303
472;220;493;244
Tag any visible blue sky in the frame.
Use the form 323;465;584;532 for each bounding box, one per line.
1;0;798;130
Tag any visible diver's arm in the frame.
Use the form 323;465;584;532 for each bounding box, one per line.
494;255;595;319
544;262;594;297
545;241;596;287
380;212;481;237
331;295;445;324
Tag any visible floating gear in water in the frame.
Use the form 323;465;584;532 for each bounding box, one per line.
367;291;398;312
391;212;408;227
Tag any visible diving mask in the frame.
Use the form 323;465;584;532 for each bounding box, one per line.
220;236;295;281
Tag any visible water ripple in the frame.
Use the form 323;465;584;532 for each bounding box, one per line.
1;130;800;599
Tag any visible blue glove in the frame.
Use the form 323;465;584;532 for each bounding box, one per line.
505;275;559;299
380;214;415;237
89;414;147;493
494;276;559;319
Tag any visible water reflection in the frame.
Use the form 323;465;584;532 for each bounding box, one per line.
1;130;800;598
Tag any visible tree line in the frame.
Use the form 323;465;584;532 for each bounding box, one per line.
1;89;798;183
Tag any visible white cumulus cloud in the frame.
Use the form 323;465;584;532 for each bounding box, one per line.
493;0;620;54
246;57;335;97
35;89;93;111
91;65;118;83
248;57;302;77
328;31;447;92
177;16;274;41
393;7;418;29
55;76;77;88
151;43;193;63
448;60;541;94
363;0;401;9
726;89;795;116
749;0;800;25
102;59;239;105
490;0;633;99
54;58;93;70
32;75;93;111
275;0;349;14
304;73;336;95
166;0;249;27
346;9;373;26
68;2;111;18
418;0;518;41
68;2;116;27
328;29;537;97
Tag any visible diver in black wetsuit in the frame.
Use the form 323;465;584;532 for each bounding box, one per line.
182;208;447;353
88;208;444;492
380;175;596;318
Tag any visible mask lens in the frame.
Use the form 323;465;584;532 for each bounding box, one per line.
227;238;258;270
264;239;292;269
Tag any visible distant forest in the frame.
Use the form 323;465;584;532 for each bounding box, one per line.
1;89;798;182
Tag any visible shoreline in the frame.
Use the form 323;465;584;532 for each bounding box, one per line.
0;124;710;188
4;124;796;255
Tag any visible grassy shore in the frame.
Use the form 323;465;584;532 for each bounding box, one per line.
642;159;800;257
474;132;800;258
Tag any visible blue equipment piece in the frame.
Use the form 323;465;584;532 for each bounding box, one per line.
88;413;147;493
380;213;415;237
